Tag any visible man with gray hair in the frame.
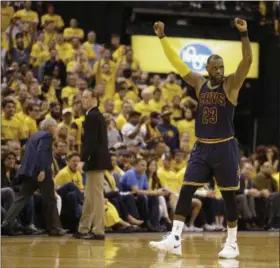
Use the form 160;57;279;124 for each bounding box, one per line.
2;118;67;236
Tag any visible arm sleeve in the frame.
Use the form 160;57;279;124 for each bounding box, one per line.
35;138;51;172
160;37;191;77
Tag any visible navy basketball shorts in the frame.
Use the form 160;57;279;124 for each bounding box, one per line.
184;138;240;190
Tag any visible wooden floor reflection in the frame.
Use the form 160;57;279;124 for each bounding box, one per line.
1;232;279;268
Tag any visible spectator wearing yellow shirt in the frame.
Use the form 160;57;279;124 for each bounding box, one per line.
113;86;128;114
13;2;39;24
67;50;92;79
115;101;132;131
134;89;154;117
117;47;141;78
40;76;58;103
150;88;166;114
61;74;79;108
171;95;184;119
175;107;196;149
162;72;183;103
1;97;26;141
58;108;73;133
30;32;50;68
15;84;30;113
122;68;139;103
111;34;125;62
98;63;116;99
93;48;116;84
41;4;64;31
63;18;84;41
82;31;102;66
70;114;85;154
55;153;84;191
43;20;57;47
55;153;84;231
147;74;163;93
171;150;186;173
25;103;40;138
145;112;162;147
1;2;14;32
55;33;74;63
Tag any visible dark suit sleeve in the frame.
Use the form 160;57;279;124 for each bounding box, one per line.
35;137;51;172
82;113;100;162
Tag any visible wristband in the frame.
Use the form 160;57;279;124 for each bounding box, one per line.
240;31;248;37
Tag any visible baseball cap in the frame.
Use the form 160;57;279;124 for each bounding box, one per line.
62;108;73;115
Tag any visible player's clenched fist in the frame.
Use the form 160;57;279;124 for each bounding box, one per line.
234;18;247;32
153;21;165;37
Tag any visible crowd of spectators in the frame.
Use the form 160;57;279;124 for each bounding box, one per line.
1;1;280;236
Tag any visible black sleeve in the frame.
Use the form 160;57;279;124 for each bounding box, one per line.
81;113;100;162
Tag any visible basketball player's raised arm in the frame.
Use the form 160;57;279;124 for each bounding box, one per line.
225;18;252;101
153;22;206;96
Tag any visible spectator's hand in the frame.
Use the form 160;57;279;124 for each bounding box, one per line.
37;171;45;182
156;189;168;196
260;189;270;198
207;191;216;198
234;18;247;32
248;188;260;197
78;162;84;172
153;21;165;38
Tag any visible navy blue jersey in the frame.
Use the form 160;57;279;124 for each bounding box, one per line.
195;80;235;139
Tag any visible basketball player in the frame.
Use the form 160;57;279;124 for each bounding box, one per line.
149;18;252;259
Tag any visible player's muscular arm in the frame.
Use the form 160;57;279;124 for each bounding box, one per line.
153;22;206;96
225;18;253;103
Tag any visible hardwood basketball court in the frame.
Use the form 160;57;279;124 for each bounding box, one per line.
1;232;279;268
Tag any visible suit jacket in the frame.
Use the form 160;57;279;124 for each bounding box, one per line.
82;106;112;171
19;130;53;178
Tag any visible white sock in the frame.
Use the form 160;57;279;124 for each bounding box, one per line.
171;220;184;237
226;226;237;244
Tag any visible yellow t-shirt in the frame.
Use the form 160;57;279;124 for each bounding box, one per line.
162;83;182;103
134;101;154;116
157;167;180;193
15;98;22;113
115;113;127;131
272;173;279;189
44;31;57;46
105;201;121;227
82;41;96;61
30;42;50;67
117;56;139;71
14;111;28;124
70;116;85;152
176;167;186;187
61;86;79;108
175;119;196;149
171;160;186;173
41;13;64;28
55;166;84;191
112;45;125;61
14;9;39;24
149;99;165;114
93;59;116;81
63;27;84;40
1;115;26;140
1;6;14;32
42;85;57;103
55;42;74;63
99;73;115;98
25;116;38;137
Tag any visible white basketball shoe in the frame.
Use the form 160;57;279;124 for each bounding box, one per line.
149;233;182;256
218;240;239;259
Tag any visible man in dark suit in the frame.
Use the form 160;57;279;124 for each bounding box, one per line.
74;89;112;240
1;118;67;236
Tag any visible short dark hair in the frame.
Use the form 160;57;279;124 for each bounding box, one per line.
67;152;80;161
207;54;222;64
2;97;16;108
26;103;39;114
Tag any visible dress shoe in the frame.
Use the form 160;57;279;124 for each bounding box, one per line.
73;232;95;239
49;227;67;236
89;233;105;240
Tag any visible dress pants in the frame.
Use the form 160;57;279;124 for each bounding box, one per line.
78;171;104;235
3;175;61;231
